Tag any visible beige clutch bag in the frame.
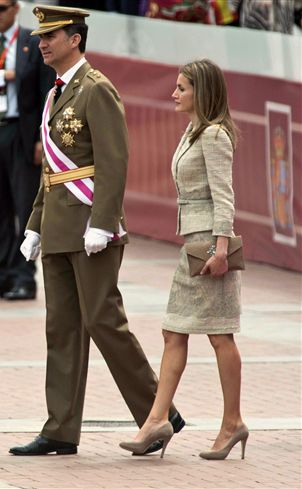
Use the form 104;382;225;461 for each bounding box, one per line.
184;236;245;277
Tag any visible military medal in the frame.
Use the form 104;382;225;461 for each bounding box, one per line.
69;118;83;133
63;107;75;120
61;132;75;147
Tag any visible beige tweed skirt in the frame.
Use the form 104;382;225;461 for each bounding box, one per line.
162;231;241;334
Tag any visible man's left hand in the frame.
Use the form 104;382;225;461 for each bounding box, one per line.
84;229;108;256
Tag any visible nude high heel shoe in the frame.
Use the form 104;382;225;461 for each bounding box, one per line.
199;424;249;460
119;422;173;458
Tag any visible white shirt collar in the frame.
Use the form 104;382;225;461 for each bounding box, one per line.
58;57;87;86
3;21;19;42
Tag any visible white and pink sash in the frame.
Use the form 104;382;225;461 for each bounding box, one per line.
41;89;94;206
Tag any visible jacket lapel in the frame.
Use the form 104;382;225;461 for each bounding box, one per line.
175;124;192;163
49;61;91;121
16;27;30;95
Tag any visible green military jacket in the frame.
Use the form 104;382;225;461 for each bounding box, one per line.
27;61;129;254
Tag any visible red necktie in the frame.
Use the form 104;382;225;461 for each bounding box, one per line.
54;78;65;104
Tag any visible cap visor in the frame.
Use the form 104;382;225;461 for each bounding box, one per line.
31;25;67;36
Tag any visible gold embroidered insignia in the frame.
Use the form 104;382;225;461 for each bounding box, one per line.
61;132;75;147
34;8;45;22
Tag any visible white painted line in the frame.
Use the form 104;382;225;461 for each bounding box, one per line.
0;355;300;369
235;209;302;235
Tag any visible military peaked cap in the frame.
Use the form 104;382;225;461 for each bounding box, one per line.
31;5;90;36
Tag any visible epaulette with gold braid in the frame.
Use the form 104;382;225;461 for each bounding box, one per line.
87;68;102;81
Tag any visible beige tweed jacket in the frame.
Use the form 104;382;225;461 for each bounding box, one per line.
172;123;235;237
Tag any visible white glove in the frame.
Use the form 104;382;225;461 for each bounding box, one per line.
84;228;109;256
20;231;41;261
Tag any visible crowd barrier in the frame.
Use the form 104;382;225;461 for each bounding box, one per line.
20;5;302;271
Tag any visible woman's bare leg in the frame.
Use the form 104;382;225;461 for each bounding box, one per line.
208;333;244;449
134;330;188;441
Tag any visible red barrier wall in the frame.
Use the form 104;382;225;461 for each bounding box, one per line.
88;53;302;271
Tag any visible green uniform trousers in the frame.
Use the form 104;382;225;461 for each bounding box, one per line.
40;245;175;444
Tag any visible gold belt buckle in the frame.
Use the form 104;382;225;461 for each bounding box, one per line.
43;172;51;192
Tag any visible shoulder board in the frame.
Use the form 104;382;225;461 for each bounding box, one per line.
87;69;102;81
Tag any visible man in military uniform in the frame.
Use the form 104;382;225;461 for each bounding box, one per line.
9;5;184;456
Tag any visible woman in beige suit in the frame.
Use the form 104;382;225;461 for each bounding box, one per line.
120;59;248;459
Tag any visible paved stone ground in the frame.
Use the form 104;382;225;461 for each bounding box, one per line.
0;235;301;489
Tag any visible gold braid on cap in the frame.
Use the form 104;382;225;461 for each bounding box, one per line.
38;20;74;28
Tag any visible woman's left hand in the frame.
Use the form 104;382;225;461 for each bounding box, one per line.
201;254;228;277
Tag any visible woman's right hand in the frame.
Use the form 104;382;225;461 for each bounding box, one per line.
201;253;228;277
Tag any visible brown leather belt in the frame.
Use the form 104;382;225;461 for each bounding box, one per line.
43;165;94;192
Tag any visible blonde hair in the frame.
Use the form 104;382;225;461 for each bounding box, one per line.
180;59;238;149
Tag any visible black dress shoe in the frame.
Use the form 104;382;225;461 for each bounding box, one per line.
9;435;77;456
3;285;36;301
0;278;12;298
133;411;186;456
